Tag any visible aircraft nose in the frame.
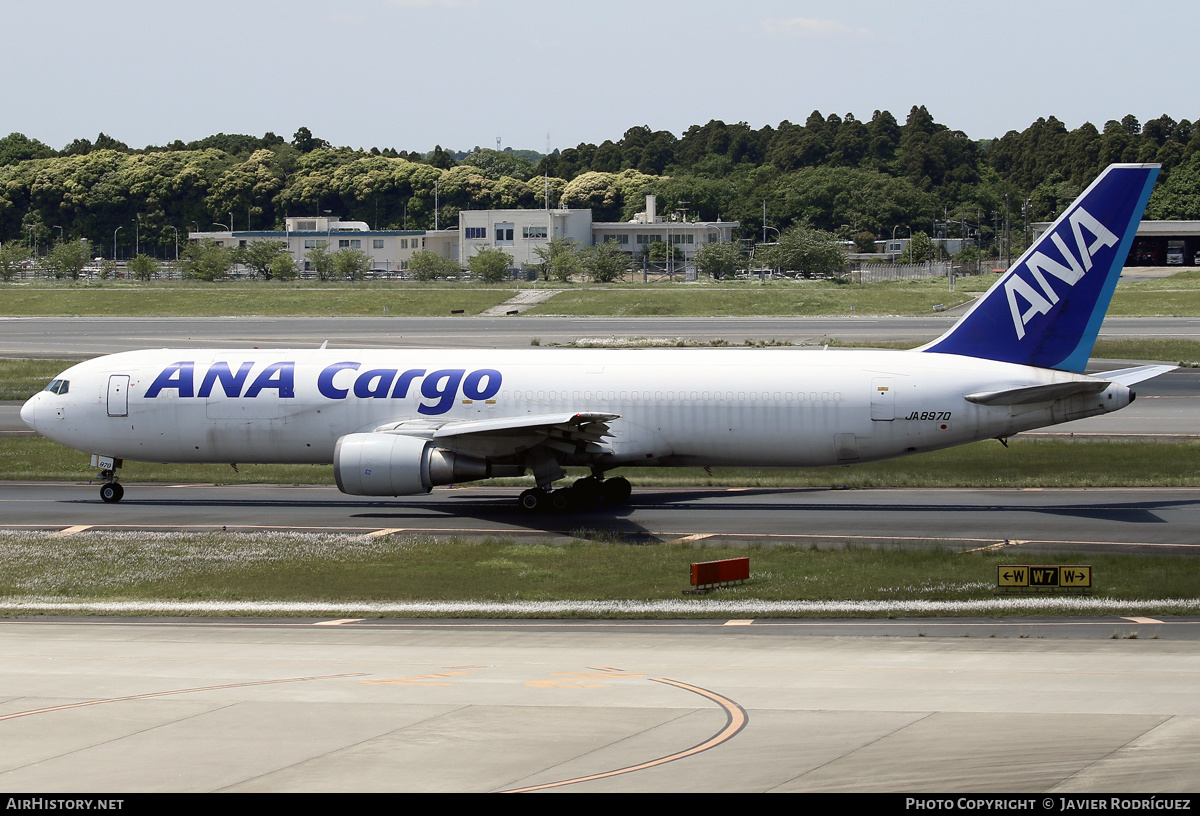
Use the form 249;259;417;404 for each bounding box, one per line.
20;395;38;432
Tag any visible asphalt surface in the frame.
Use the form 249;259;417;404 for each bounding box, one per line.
5;482;1200;556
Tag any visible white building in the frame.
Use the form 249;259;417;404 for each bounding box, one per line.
190;199;740;276
188;215;458;275
592;195;738;264
458;208;593;268
458;195;739;271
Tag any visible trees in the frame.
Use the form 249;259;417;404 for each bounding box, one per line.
1;110;1197;263
181;239;234;281
645;241;683;266
467;246;512;283
761;224;847;278
45;239;93;280
304;244;334;280
292;127;329;153
905;231;935;263
331;247;372;281
127;254;158;281
560;171;624;221
270;252;298;281
531;237;581;282
461;148;536;181
580;241;629;283
693;240;744;280
0;133;54;166
408;249;461;281
236;240;293;280
303;243;377;281
0;242;27;281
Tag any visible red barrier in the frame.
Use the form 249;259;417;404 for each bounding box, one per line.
690;557;750;588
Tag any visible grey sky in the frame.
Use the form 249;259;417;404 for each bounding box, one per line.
5;0;1197;154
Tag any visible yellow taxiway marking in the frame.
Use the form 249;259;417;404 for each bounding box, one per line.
964;539;1027;552
52;525;92;537
667;533;713;544
362;669;477;686
724;619;755;626
1122;617;1163;624
313;619;365;626
525;672;645;689
503;677;748;793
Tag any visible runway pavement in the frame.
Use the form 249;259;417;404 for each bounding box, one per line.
2;617;1198;792
5;482;1200;556
6;314;1200;357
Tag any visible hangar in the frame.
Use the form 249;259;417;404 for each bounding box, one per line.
1126;221;1200;266
1033;220;1200;267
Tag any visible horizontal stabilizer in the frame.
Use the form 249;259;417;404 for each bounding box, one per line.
1093;364;1177;386
966;380;1109;406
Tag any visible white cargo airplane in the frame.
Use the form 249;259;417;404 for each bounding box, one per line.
21;163;1173;512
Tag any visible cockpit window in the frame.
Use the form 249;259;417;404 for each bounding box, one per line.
43;379;69;395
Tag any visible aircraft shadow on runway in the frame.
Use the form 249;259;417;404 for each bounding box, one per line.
61;486;1200;542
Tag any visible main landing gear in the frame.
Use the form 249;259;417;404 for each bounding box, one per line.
518;475;632;513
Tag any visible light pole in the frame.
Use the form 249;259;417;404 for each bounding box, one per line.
113;226;122;261
891;225;908;262
761;226;779;282
53;225;63;244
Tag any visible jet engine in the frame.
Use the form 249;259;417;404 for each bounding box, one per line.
334;432;521;496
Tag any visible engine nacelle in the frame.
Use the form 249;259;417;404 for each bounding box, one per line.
333;432;520;496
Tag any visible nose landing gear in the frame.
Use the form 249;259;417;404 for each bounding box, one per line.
96;462;124;503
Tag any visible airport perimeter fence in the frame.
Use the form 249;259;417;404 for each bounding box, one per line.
848;261;959;283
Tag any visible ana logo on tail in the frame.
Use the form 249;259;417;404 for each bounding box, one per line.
919;163;1160;372
1004;206;1118;340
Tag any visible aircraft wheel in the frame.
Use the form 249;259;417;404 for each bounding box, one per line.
550;487;577;513
100;483;124;503
601;476;632;505
518;487;547;513
571;477;602;506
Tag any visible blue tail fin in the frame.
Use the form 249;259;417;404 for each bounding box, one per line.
920;163;1160;372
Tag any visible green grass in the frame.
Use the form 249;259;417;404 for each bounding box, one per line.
1090;338;1200;366
0;531;1195;613
8;270;1200;317
0;281;515;317
525;278;974;316
4;436;1200;488
0;359;74;400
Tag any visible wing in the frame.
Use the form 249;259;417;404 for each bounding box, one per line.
371;411;620;460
